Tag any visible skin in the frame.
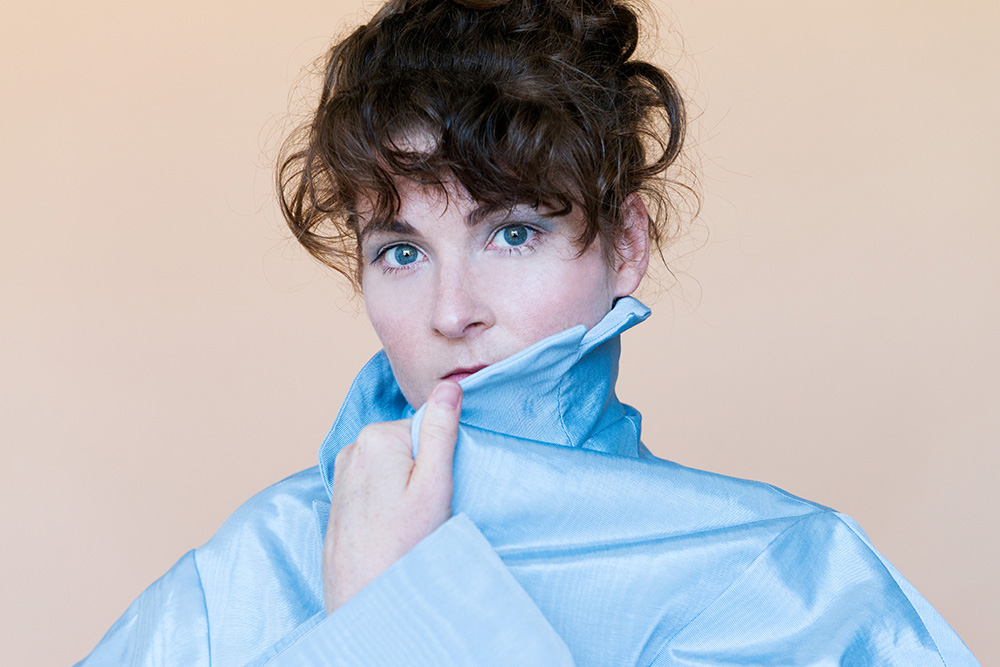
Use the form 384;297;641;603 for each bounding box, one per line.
324;177;650;613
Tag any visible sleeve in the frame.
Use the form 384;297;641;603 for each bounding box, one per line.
254;513;575;667
648;511;980;667
74;550;211;667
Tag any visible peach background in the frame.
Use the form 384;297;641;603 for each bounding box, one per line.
2;0;996;664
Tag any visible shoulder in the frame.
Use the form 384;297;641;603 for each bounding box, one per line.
76;469;328;666
187;467;329;661
193;466;327;593
637;451;830;528
196;466;326;555
223;466;326;522
637;467;974;665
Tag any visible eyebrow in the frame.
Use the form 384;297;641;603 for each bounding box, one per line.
357;218;421;247
357;202;548;246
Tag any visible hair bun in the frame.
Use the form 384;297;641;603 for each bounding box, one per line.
452;0;510;10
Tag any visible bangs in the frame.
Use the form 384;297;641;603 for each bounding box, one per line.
325;72;584;228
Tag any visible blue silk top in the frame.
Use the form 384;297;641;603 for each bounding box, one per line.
76;298;979;666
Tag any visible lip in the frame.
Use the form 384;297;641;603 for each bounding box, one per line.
441;365;488;382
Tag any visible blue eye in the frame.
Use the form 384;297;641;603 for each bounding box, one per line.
393;245;418;265
495;224;533;248
380;243;423;268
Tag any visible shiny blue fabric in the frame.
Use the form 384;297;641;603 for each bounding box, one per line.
77;298;979;666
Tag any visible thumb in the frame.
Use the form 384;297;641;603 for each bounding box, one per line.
412;381;462;483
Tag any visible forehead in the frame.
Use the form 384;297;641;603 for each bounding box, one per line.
356;178;566;242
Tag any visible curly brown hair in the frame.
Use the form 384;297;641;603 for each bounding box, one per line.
278;0;687;285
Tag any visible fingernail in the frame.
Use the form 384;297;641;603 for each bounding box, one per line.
430;381;461;409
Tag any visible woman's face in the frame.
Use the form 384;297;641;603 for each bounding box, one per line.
359;178;646;407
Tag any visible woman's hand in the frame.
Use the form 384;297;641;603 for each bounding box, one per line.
323;380;463;613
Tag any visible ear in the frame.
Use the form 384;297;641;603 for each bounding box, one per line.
610;193;651;298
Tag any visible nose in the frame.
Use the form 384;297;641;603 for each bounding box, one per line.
431;263;494;339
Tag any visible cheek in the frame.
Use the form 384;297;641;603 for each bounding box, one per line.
492;256;614;337
365;300;428;401
363;278;422;361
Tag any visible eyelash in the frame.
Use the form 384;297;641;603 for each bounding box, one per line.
372;223;544;274
488;223;542;254
373;244;425;275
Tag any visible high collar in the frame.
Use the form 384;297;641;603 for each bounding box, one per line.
318;297;651;498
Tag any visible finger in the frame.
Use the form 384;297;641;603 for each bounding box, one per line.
332;442;356;487
339;421;414;492
412;380;462;483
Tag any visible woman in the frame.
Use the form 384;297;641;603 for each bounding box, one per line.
76;0;979;664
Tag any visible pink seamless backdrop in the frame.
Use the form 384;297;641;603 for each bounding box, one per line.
1;0;996;663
